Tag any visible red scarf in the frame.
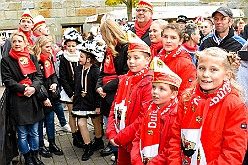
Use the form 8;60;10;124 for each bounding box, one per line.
39;53;55;78
17;78;32;96
134;18;153;39
103;48;118;85
150;42;163;59
18;28;34;46
181;43;198;53
9;48;37;75
140;99;178;158
156;46;182;64
114;68;149;132
181;81;232;164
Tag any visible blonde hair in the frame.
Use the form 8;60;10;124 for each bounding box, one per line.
10;31;32;53
183;47;243;102
32;36;52;61
100;19;128;57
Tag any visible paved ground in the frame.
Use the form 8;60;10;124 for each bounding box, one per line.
39;109;113;165
0;86;114;165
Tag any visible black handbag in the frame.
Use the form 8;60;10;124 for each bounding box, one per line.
51;88;61;103
36;85;49;102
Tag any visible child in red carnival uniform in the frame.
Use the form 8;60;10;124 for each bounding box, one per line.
155;23;196;96
106;32;153;165
131;58;182;165
167;47;248;165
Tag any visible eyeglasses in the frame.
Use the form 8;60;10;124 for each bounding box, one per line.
136;8;150;13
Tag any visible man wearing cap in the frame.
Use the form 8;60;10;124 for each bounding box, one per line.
199;6;245;52
2;8;36;57
176;15;187;29
33;15;49;37
199;7;247;165
131;0;153;46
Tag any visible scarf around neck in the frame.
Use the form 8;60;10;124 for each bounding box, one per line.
114;68;149;133
150;42;163;59
140;98;178;159
181;81;232;164
104;47;116;75
40;53;55;78
63;50;80;62
156;46;182;63
134;18;153;39
18;28;34;46
9;48;37;75
181;43;198;53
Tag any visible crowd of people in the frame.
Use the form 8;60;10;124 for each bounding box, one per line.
0;0;248;165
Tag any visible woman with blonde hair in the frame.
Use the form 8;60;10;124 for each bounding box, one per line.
96;19;129;163
149;19;167;58
33;36;63;157
1;31;44;165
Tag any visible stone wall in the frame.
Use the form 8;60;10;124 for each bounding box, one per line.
0;0;246;42
0;0;125;42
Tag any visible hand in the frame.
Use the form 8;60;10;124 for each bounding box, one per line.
97;87;107;98
24;86;35;97
50;83;57;93
95;108;100;114
110;138;119;147
43;98;52;107
70;95;74;101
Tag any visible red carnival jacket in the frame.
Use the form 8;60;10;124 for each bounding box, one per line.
106;73;153;152
167;82;248;165
131;102;178;165
156;47;196;96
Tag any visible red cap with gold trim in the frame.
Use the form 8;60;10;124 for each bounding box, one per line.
150;58;182;88
137;0;153;12
126;30;150;55
33;15;46;31
20;8;33;22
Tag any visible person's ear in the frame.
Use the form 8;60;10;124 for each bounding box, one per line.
170;91;178;100
224;71;232;81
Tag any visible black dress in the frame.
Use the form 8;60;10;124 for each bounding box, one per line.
72;64;101;117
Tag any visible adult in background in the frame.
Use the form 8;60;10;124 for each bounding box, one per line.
131;0;153;46
149;19;167;59
181;23;201;67
199;6;245;52
97;19;129;164
33;36;64;158
176;15;187;29
200;18;214;39
32;15;71;133
2;9;36;57
1;31;44;165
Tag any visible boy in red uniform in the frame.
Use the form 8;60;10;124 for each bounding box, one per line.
131;58;182;165
106;32;153;165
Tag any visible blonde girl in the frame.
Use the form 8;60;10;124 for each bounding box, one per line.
167;47;247;165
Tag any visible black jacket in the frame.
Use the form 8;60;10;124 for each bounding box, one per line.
131;27;151;46
59;56;78;99
1;54;44;125
96;43;129;116
199;27;246;52
38;59;59;114
73;64;101;112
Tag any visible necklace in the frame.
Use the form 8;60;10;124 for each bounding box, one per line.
81;65;91;97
